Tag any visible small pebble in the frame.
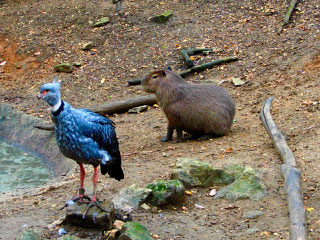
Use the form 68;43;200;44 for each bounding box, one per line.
58;228;67;236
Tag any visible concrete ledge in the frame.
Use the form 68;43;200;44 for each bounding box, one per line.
0;103;75;178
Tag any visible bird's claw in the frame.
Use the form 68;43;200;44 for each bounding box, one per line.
82;200;107;219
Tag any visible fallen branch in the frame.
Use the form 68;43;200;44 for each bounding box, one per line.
34;95;157;131
186;48;214;56
278;0;299;34
127;56;239;85
180;56;238;77
180;49;194;67
260;97;307;240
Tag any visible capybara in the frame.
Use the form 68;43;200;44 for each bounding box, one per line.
142;67;235;142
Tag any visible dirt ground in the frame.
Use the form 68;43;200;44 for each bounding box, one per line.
0;0;319;239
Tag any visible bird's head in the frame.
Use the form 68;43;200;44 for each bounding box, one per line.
38;76;61;106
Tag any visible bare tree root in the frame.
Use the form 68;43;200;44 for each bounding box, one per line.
260;96;307;240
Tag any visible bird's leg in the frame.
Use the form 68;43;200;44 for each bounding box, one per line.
72;163;91;203
82;166;107;218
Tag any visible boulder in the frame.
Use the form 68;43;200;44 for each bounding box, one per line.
151;10;173;23
54;63;73;73
112;184;152;213
146;180;185;206
63;200;115;230
118;222;154;240
171;158;234;188
215;166;267;200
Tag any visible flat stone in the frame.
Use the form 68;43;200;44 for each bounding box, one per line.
243;210;264;219
246;227;260;234
215;166;267;201
93;17;110;27
63;200;115;230
146;179;185;206
171;158;234;188
232;77;245;86
54;63;73;73
81;42;94;50
118;222;154;240
128;105;148;114
112;184;152;213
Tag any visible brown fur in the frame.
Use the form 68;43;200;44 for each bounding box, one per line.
142;68;236;141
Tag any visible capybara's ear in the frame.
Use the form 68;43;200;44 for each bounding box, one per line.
161;70;166;77
167;67;172;71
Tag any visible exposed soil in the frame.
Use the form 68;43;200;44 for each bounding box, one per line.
0;0;319;239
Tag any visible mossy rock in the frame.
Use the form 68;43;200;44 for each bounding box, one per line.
151;10;173;23
119;222;154;240
93;17;110;27
16;229;41;240
171;158;234;188
57;235;83;240
54;63;73;73
215;166;267;200
146;180;185;206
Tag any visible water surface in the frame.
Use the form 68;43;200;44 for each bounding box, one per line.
0;139;52;192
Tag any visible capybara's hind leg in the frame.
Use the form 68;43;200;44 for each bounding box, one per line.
198;134;214;141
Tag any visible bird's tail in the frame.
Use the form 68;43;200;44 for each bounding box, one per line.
100;150;124;181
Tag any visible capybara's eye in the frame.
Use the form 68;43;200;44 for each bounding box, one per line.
152;75;158;79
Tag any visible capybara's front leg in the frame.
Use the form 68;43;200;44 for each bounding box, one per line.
161;125;174;142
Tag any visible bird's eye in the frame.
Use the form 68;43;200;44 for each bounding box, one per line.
152;75;158;79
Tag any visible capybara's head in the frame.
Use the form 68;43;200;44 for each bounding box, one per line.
142;67;182;93
142;70;166;93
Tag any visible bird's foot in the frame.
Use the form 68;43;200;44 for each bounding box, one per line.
60;189;91;210
82;197;107;218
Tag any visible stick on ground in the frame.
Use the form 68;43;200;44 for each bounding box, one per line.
278;0;299;34
34;95;157;131
260;97;307;240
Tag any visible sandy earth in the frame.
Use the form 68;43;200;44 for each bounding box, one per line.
0;0;319;239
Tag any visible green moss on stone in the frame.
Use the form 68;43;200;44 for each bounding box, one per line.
54;63;73;73
146;180;185;206
151;10;173;23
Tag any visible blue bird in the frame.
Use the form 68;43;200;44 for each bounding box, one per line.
38;76;124;215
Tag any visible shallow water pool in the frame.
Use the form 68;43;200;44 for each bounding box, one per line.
0;139;52;192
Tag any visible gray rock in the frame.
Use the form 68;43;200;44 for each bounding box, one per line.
171;158;234;188
54;63;73;73
215;166;267;201
93;17;110;27
63;200;115;230
128;105;148;114
146;179;185;206
112;184;152;213
118;222;154;240
243;210;264;219
16;229;42;240
151;10;173;23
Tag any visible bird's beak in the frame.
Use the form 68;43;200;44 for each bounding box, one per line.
38;92;46;100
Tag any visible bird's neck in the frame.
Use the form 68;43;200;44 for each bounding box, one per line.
51;100;64;116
